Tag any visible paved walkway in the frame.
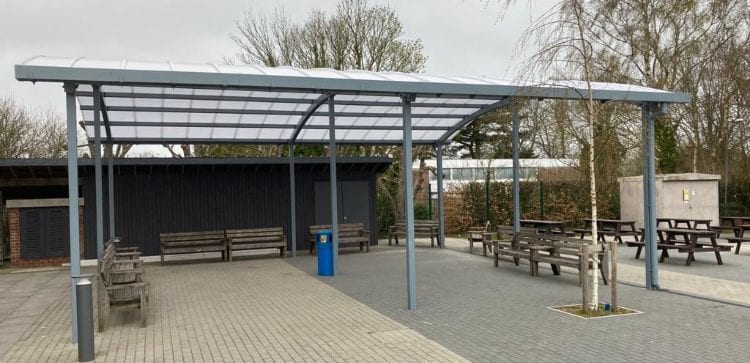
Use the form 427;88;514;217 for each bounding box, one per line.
289;246;750;362
0;267;68;358
435;236;750;306
3;238;750;362
1;258;466;362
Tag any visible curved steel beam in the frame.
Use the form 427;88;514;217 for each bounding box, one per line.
437;97;511;144
290;93;333;143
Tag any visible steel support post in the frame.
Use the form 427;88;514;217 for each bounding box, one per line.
642;103;660;289
107;142;115;239
289;142;297;257
64;82;81;343
511;103;521;233
402;94;417;310
436;143;445;248
93;86;104;259
328;96;339;274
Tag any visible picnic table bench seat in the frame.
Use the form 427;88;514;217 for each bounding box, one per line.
726;237;750;254
632;228;732;265
98;240;148;332
226;227;287;261
388;220;439;247
159;230;227;264
309;223;370;254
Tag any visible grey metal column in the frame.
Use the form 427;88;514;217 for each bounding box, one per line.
289;142;297;257
402;94;417;310
108;142;115;239
511;103;521;232
328;96;339;274
93;86;104;259
64;82;81;343
642;103;659;289
436;143;445;248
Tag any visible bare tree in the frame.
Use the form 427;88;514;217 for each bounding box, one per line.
0;97;35;158
0;97;68;158
231;0;427;72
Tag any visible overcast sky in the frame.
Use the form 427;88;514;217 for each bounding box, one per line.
0;0;550;113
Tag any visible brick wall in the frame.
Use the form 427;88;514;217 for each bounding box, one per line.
8;206;85;267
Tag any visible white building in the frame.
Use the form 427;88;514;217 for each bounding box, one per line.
414;159;578;193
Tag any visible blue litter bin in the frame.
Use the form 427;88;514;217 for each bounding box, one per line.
316;230;334;276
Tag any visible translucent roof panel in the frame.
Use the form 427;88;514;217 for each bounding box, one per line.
17;56;690;145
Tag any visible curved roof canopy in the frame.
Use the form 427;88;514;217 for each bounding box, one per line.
15;56;690;145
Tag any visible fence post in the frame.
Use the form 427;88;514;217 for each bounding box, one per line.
539;181;545;220
485;175;491;222
428;183;433;220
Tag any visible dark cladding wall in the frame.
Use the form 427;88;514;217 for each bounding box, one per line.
82;164;377;258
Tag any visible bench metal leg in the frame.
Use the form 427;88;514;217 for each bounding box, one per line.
634;246;642;259
483;244;487;257
736;242;742;255
494;253;499;267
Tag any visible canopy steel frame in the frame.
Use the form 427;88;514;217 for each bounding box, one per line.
80;105;468;119
16;56;690;346
82;121;452;131
77;91;495;109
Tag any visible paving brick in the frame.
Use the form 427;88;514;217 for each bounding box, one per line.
0;258;466;362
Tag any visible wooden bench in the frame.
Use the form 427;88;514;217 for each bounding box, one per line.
388;220;440;247
97;241;148;331
226;227;287;261
309;223;370;254
105;237;141;260
486;225;537;257
493;231;540;275
529;234;608;286
726;237;750;254
467;223;491;253
159;230;227;264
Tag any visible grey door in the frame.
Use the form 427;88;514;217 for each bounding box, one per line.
313;180;370;230
341;181;370;230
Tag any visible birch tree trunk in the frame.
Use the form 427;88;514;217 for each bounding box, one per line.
570;0;599;311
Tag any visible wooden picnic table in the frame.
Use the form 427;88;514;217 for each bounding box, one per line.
719;216;750;238
656;217;711;230
656;228;731;266
520;220;566;234
575;219;637;243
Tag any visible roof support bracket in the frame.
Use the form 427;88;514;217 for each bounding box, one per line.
437;97;511;144
290;93;334;143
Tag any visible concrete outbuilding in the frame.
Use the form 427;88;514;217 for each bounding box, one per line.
619;173;721;228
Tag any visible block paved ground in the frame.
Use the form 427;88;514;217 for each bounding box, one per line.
438;235;750;306
3;239;750;362
289;245;750;362
0;267;68;358
0;257;466;362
